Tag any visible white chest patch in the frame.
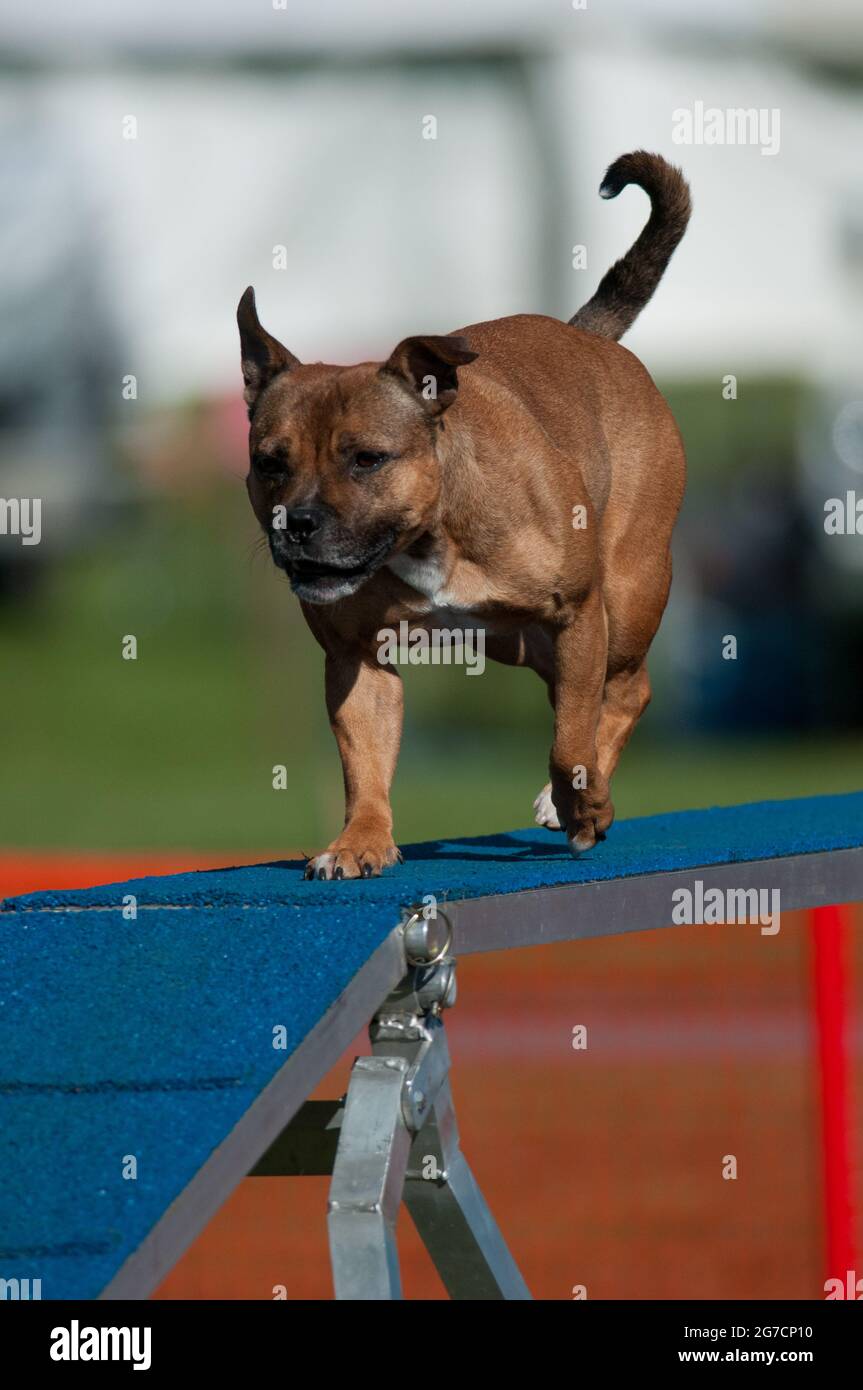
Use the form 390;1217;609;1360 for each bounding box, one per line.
386;551;453;606
386;551;492;632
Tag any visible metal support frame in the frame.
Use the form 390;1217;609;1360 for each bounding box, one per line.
99;841;863;1299
250;910;531;1300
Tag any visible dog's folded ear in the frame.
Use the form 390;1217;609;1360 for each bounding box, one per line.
237;287;300;414
382;335;478;414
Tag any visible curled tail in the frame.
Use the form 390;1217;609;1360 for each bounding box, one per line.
570;151;691;341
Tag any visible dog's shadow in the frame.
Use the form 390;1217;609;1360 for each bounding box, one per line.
212;830;573;879
401;833;566;864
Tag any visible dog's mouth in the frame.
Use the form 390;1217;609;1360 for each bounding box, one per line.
279;534;396;602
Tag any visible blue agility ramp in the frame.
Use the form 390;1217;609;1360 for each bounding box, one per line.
2;792;862;1300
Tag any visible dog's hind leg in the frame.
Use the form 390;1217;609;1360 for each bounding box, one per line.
595;662;651;781
586;529;672;827
482;630;565;829
547;588;611;855
533;664;651;833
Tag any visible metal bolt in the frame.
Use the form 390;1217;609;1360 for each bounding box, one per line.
402;909;453;966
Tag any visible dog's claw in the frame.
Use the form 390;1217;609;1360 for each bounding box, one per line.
304;839;399;882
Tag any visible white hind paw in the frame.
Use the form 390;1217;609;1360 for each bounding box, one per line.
533;783;561;831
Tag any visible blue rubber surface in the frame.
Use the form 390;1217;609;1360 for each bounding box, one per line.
1;791;861;1299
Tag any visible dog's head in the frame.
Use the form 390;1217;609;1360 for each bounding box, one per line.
237;287;477;604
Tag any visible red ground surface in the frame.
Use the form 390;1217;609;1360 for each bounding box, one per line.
3;852;860;1300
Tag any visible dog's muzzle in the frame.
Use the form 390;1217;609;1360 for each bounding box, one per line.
269;528;397;604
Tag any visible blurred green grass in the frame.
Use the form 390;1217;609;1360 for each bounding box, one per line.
2;487;861;852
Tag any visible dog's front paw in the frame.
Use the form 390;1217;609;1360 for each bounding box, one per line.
567;824;601;857
566;799;615;857
547;766;614;858
304;828;402;881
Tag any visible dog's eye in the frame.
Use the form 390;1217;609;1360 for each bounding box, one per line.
353;450;391;473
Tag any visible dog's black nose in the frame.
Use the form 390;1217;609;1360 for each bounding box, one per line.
283;507;323;544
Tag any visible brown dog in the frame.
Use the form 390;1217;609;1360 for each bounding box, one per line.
238;150;690;879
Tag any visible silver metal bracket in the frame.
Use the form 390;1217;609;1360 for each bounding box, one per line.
250;908;531;1300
